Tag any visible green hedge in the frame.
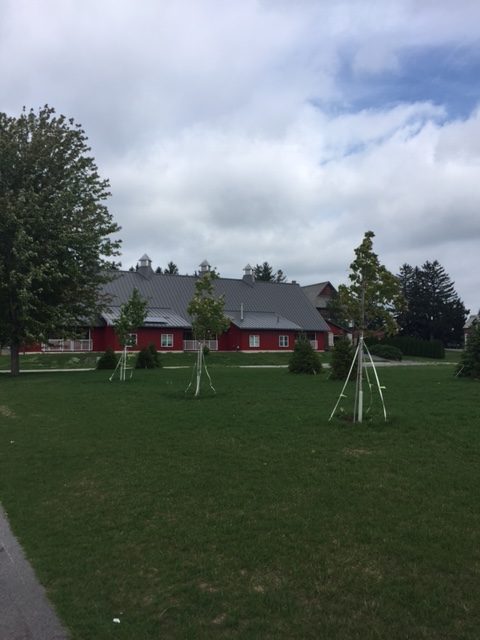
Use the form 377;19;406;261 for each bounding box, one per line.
368;344;403;361
366;336;445;359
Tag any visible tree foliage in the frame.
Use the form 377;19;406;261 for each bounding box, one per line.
114;288;148;347
330;338;354;380
164;261;179;275
337;231;404;335
187;270;229;342
288;335;322;374
397;261;468;346
0;105;121;374
254;262;287;283
456;322;480;379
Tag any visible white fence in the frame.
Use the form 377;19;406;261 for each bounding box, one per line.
183;340;218;352
42;339;93;352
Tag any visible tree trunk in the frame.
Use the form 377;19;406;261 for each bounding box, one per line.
10;343;20;376
194;342;203;397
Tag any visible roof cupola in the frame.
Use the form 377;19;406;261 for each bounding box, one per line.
137;253;153;279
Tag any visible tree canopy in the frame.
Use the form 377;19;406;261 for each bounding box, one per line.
187;270;229;342
114;288;148;347
397;261;468;346
254;262;287;283
0;105;121;374
337;231;404;335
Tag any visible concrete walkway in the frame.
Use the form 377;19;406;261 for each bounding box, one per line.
0;505;69;639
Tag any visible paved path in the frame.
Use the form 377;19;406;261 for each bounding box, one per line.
0;506;69;640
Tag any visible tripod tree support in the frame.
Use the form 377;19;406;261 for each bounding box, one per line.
330;231;404;422
329;331;387;423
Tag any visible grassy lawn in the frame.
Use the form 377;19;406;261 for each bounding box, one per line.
0;365;479;639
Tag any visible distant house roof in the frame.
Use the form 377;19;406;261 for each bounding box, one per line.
99;270;329;332
302;281;337;310
464;314;479;329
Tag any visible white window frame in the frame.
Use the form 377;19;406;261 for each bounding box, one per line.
279;335;289;348
249;334;260;348
161;333;174;348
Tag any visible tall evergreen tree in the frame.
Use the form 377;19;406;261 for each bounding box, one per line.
397;260;468;345
164;261;179;275
254;262;286;282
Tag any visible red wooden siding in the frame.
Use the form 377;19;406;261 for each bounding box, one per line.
91;327;185;351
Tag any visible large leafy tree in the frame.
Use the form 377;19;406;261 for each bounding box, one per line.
397;260;468;345
0;106;121;375
337;231;404;335
254;262;287;283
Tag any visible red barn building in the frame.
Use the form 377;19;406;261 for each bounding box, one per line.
93;257;330;352
40;256;330;353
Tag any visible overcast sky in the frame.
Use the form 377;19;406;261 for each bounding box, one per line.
2;0;479;311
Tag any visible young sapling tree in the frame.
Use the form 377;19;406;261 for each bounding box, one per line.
186;269;229;396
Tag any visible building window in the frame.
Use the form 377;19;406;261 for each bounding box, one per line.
127;333;137;346
161;334;173;348
249;334;260;348
279;335;289;348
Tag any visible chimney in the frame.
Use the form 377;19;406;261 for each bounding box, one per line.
240;302;244;321
137;254;153;279
242;263;255;285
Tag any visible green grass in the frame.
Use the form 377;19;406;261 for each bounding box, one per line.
0;350;297;371
0;366;479;639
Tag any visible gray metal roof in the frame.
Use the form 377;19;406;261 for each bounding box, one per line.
302;281;336;309
101;307;190;328
99;270;329;332
225;311;301;330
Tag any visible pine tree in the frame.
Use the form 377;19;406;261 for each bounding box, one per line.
456;323;480;379
397;260;468;345
288;335;322;374
330;339;354;380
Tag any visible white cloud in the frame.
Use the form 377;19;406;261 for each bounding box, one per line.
1;0;480;310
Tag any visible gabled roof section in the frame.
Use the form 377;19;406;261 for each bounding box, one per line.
100;270;330;332
302;281;337;309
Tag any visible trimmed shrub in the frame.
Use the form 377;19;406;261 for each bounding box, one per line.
289;335;322;374
368;344;403;361
456;323;480;379
96;348;118;369
136;347;154;369
148;343;161;368
330;338;354;380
